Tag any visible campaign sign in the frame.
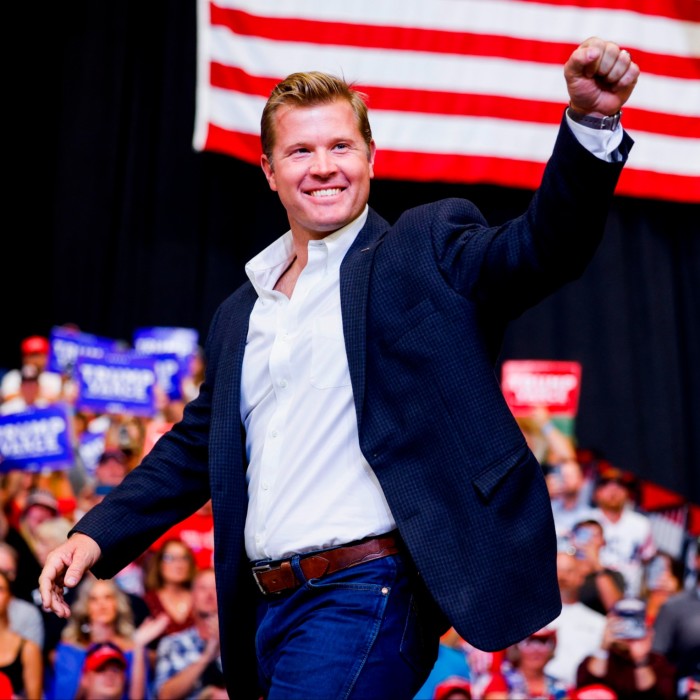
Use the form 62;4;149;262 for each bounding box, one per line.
74;352;158;417
133;326;198;358
48;326;122;376
78;429;107;478
133;327;199;400
501;360;582;417
152;353;185;401
0;403;75;473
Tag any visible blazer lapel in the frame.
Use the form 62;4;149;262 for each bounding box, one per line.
340;208;389;428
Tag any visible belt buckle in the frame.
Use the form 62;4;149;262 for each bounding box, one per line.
251;563;275;595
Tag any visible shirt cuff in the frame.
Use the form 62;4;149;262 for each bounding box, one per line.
566;113;625;162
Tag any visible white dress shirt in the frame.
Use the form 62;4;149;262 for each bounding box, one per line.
241;206;395;562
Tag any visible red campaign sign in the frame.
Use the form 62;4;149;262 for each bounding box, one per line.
501;360;582;417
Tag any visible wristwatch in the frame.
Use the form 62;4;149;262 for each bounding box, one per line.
567;106;622;131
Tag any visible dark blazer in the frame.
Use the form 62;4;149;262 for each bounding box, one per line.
76;117;632;693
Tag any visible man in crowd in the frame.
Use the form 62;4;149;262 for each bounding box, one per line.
652;536;700;695
76;641;129;700
40;36;639;700
590;464;657;596
154;568;226;700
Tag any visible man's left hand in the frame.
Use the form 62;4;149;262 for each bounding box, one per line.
565;36;640;116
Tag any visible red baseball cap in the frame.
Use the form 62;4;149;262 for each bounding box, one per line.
83;642;127;673
571;684;618;700
20;335;50;355
433;676;471;700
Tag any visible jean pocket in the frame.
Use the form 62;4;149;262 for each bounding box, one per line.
399;594;439;676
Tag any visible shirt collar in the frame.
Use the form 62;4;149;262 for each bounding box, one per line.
245;205;368;297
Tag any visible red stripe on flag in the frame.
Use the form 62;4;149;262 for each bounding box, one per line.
211;64;700;139
210;6;700;80
204;125;700;203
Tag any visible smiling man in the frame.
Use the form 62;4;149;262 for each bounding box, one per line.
41;36;639;700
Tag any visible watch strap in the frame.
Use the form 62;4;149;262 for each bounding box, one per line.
567;106;622;131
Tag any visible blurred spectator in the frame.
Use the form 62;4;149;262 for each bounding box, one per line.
181;346;206;405
0;364;52;415
76;449;129;520
642;551;684;625
94;449;130;487
75;642;129;700
414;627;471;699
0;569;43;699
4;488;59;602
545;551;606;687
432;675;472;700
0;542;44;648
48;577;150;700
570;683;619;699
548;458;596;539
154;568;225;700
590;464;657;597
0;335;62;405
478;625;569;699
652;536;700;694
576;606;676;700
570;519;625;615
144;539;197;646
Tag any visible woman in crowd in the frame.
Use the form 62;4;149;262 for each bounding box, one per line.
48;576;164;700
476;626;570;699
143;538;197;645
642;551;684;625
0;570;43;699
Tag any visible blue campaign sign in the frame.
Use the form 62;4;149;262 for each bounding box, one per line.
48;326;123;375
75;352;158;417
133;326;199;358
78;429;107;478
152;354;185;401
133;327;199;401
0;403;75;473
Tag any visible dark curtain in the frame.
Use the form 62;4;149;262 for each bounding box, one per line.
5;1;699;501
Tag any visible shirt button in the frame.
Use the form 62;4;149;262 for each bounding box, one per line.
270;429;278;438
262;482;269;491
255;535;261;543
278;379;288;388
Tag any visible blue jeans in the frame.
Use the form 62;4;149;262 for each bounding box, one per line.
255;553;440;700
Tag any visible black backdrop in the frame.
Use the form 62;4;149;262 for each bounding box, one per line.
5;2;699;502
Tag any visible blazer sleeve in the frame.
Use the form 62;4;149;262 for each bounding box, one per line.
433;113;634;320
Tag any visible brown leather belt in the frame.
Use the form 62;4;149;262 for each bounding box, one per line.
252;533;400;596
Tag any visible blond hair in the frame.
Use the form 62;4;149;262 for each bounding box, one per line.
61;577;135;645
260;71;372;166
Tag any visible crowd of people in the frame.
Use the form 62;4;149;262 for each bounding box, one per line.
1;332;698;700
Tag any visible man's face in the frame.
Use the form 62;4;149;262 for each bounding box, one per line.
556;552;584;593
594;479;629;510
261;99;376;241
85;663;126;700
22;504;55;533
192;570;218;617
96;457;126;487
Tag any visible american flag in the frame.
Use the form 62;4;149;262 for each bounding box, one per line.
194;0;700;203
